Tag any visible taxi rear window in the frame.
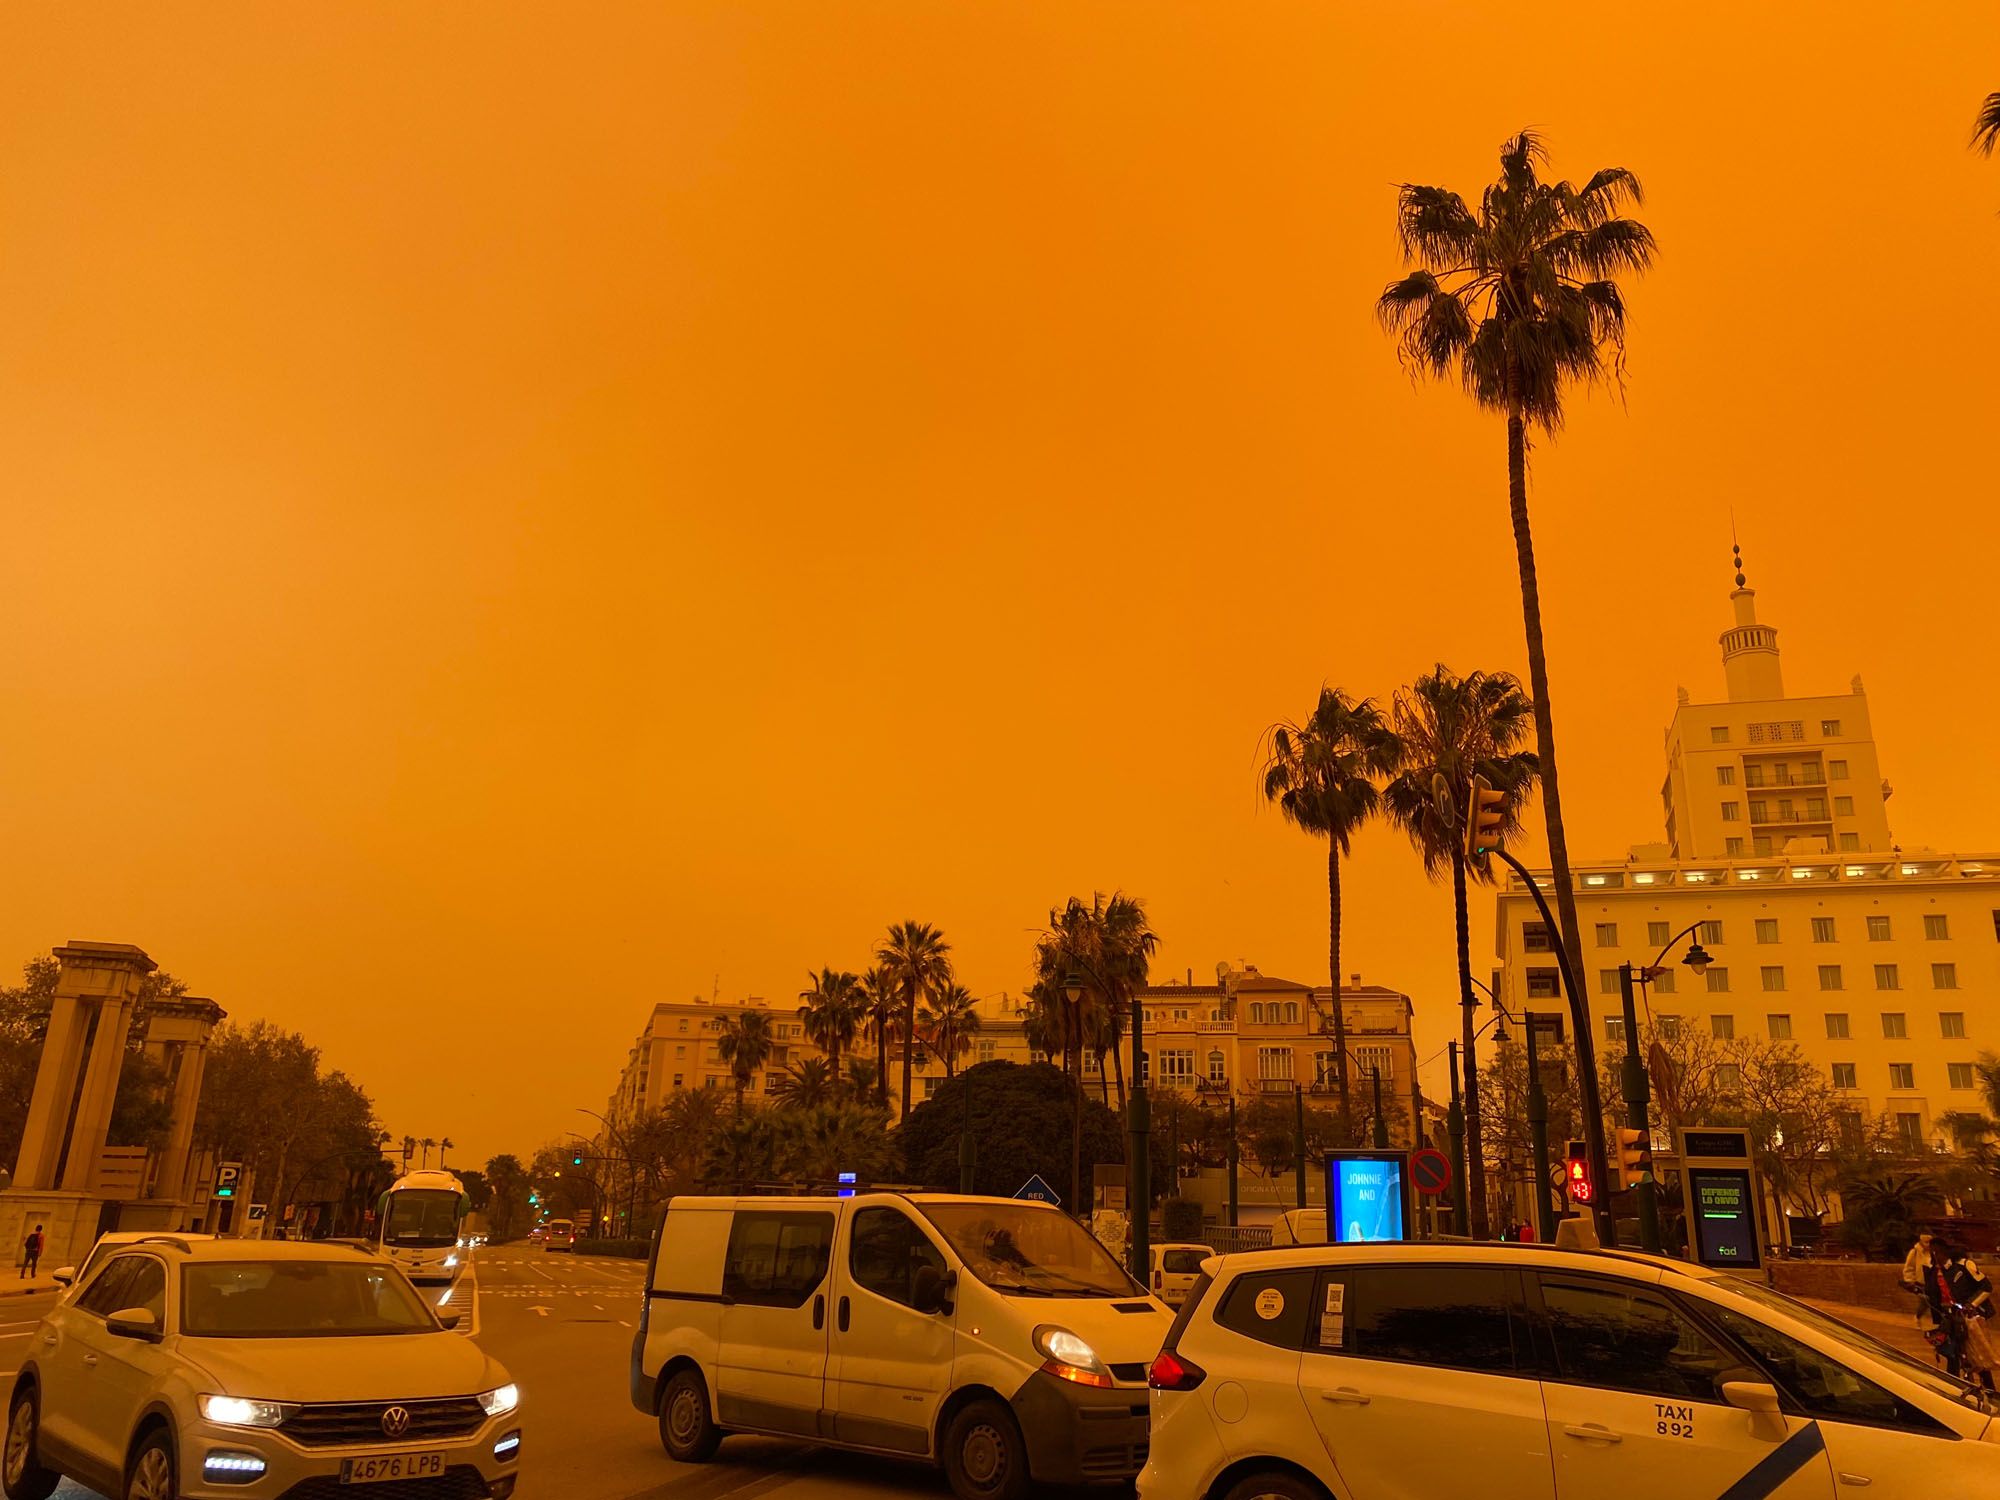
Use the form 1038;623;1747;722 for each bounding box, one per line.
1215;1269;1318;1350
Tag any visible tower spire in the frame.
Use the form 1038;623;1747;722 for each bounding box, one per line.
1719;538;1782;701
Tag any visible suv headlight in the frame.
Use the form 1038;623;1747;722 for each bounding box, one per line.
477;1384;520;1417
200;1395;293;1428
1031;1325;1112;1388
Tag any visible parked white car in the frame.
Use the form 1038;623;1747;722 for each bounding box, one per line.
1148;1243;1210;1308
1140;1242;1999;1500
631;1192;1172;1500
4;1237;522;1500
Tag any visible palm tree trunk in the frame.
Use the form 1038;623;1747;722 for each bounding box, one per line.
1453;849;1490;1239
1506;405;1611;1222
876;1008;890;1111
900;988;916;1125
1109;1013;1127;1111
1095;1049;1110;1105
1328;846;1353;1143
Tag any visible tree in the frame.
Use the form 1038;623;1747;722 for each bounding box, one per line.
1976;1052;2000;1119
771;1056;836;1109
420;1137;436;1168
715;1011;774;1114
1976;93;2000;156
1725;1040;1849;1224
1035;893;1160;1110
1379;131;1657;1204
438;1137;454;1169
699;1100;896;1193
919;981;982;1079
1383;664;1537;1238
1262;687;1398;1140
798;968;865;1080
877;922;953;1126
483;1154;530;1241
1835;1168;1943;1261
859;966;900;1111
899;1061;1125;1198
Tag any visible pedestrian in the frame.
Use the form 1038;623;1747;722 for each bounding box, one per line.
1944;1242;1998;1392
1920;1239;1965;1376
1902;1229;1936;1301
18;1224;42;1279
1516;1220;1535;1243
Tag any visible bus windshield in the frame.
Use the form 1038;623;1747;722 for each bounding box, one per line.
383;1189;463;1249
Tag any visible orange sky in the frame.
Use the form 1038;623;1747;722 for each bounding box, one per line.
3;5;1997;1166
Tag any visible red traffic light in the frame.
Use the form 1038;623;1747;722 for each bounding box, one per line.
1566;1143;1595;1205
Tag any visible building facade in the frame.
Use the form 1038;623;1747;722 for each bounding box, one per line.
1495;555;1999;1147
607;995;817;1123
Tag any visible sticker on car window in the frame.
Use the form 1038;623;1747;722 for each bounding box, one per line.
1319;1283;1345;1347
1255;1287;1285;1321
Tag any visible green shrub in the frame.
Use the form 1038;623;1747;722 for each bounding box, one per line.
1162;1197;1205;1242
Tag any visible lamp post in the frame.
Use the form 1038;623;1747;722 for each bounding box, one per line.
1293;1083;1308;1210
1620;923;1713;1255
1063;972;1086;1215
1128;987;1151;1282
1447;1042;1467;1237
1226;1095;1240;1228
1370;1067;1388;1150
1477;985;1556;1244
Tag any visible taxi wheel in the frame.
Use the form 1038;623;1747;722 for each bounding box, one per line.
1223;1472;1323;1500
124;1433;176;1500
2;1390;58;1500
941;1399;1028;1500
658;1370;721;1463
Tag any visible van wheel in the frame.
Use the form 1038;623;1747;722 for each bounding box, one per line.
2;1390;58;1500
942;1399;1028;1500
1222;1473;1324;1500
657;1370;720;1463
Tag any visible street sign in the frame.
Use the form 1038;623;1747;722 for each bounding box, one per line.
247;1203;267;1222
1014;1173;1061;1206
214;1161;243;1200
1410;1148;1452;1196
576;1208;594;1229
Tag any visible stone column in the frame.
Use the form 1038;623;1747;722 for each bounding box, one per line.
43;944;156;1192
13;996;94;1190
144;998;223;1205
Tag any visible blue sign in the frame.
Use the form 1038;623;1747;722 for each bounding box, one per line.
1325;1152;1410;1243
1013;1174;1062;1206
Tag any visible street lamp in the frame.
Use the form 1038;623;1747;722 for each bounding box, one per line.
1617;922;1712;1254
1478;981;1557;1243
1063;972;1086;1215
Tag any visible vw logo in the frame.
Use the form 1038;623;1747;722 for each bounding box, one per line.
380;1406;411;1439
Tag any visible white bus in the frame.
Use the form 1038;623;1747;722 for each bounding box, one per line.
375;1168;470;1284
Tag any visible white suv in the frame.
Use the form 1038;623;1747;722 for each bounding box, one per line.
1140;1242;1999;1500
3;1237;522;1500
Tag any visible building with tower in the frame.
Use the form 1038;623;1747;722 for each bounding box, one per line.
1493;549;2000;1156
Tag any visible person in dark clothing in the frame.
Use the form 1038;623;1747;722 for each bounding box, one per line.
18;1226;42;1279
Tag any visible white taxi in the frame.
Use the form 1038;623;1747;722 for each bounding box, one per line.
1139;1242;1997;1500
4;1237;522;1500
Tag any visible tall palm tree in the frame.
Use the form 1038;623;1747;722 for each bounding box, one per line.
842;1056;879;1104
877;922;953;1125
1976;93;2000;156
419;1136;436;1168
920;981;983;1079
798;968;865;1079
438;1137;454;1170
1378;130;1655;1197
1262;687;1399;1141
771;1056;835;1109
1382;665;1539;1238
715;1011;775;1115
859;965;900;1111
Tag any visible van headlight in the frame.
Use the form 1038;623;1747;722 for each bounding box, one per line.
477;1384;520;1417
200;1395;293;1428
1032;1325;1112;1388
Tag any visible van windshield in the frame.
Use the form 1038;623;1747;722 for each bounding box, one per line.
919;1204;1136;1297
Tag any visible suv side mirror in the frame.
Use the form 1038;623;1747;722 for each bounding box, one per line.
439;1313;463;1331
912;1265;956;1316
51;1268;74;1289
106;1308;162;1343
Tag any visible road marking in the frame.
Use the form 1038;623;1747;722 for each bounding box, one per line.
0;1322;42;1332
529;1305;551;1317
593;1304;604;1310
618;1320;631;1328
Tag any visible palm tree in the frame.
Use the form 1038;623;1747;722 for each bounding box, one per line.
1262;687;1399;1141
1977;1053;2000;1119
771;1056;835;1109
1976;93;2000;156
1378;130;1656;1197
859;965;900;1111
920;982;983;1079
1382;665;1539;1238
877;922;953;1125
715;1011;775;1115
438;1136;454;1169
400;1135;416;1170
842;1056;879;1104
798;968;865;1079
419;1136;436;1168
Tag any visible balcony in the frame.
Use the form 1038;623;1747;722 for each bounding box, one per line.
1257;1078;1294;1094
1748;810;1833;826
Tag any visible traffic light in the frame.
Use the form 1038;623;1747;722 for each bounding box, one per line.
572;1152;583;1167
1565;1140;1594;1205
1616;1128;1649;1190
1465;774;1508;866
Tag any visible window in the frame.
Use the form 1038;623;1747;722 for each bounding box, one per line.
1866;915;1892;941
1160;1049;1194;1086
1881;1012;1907;1038
1207;1050;1227;1084
1825;1012;1850;1039
1711;726;1731;744
1527;969;1561;999
1249;1003;1265;1023
1725;838;1746;857
671;1073;683;1088
1313;1050;1338;1086
1257;1047;1292;1081
1598;969;1621;996
1807;799;1826;820
1523;922;1554;952
1923;914;1949;941
1715;1064;1741;1092
1716;766;1736;785
724;1212;835;1307
1895;1114;1923;1150
1657;1014;1682;1039
923;1076;944;1098
1538;1275;1735;1401
1839;833;1861;852
1932;963;1958;991
1940;1011;1966;1039
1889;1063;1915;1091
848;1207;945;1309
1818;964;1844;991
1834;796;1855;817
1811;917;1836;943
678;1019;689;1032
1605;1016;1625;1045
1766;1013;1792;1040
1651;969;1677;994
1744;766;1766;788
763;1073;781;1093
1832;1063;1857;1090
1821;719;1841;737
77;1257;142;1318
1874;964;1900;991
1284;1002;1300;1024
1705;967;1730;993
1648;921;1671;946
976;1039;997;1064
1218;1269;1319;1350
1335;1266;1518;1373
1748;801;1768;823
1710;1014;1734;1040
1700;921;1724;944
1829;758;1849;779
1760;966;1786;993
1752;919;1776;944
1595;923;1619;948
1721;802;1741;822
1950;1062;1975;1090
119;1257;167;1320
1700;1293;1953;1435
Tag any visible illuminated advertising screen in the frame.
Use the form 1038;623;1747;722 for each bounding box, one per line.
1325;1153;1409;1243
1687;1167;1761;1270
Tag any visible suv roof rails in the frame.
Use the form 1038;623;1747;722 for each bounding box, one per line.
135;1236;195;1253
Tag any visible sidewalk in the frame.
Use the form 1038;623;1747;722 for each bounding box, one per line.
1802;1297;1937;1362
0;1273;64;1300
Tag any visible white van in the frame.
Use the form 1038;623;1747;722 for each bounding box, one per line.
628;1192;1172;1500
1268;1207;1325;1247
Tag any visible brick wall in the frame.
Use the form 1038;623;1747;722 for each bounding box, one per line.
1769;1260;1910;1313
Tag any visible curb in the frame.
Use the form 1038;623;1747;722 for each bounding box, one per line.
0;1283;59;1300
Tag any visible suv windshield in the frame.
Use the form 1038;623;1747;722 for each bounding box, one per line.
919;1203;1135;1297
183;1261;437;1338
384;1190;463;1249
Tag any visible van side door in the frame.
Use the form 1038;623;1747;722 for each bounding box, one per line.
826;1201;954;1455
714;1209;838;1438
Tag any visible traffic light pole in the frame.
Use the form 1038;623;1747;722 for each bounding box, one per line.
1617;963;1662;1254
1524;1017;1556;1244
1446;1043;1468;1237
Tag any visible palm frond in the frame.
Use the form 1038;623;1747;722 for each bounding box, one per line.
1393;184;1480;264
1975;91;2000;156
